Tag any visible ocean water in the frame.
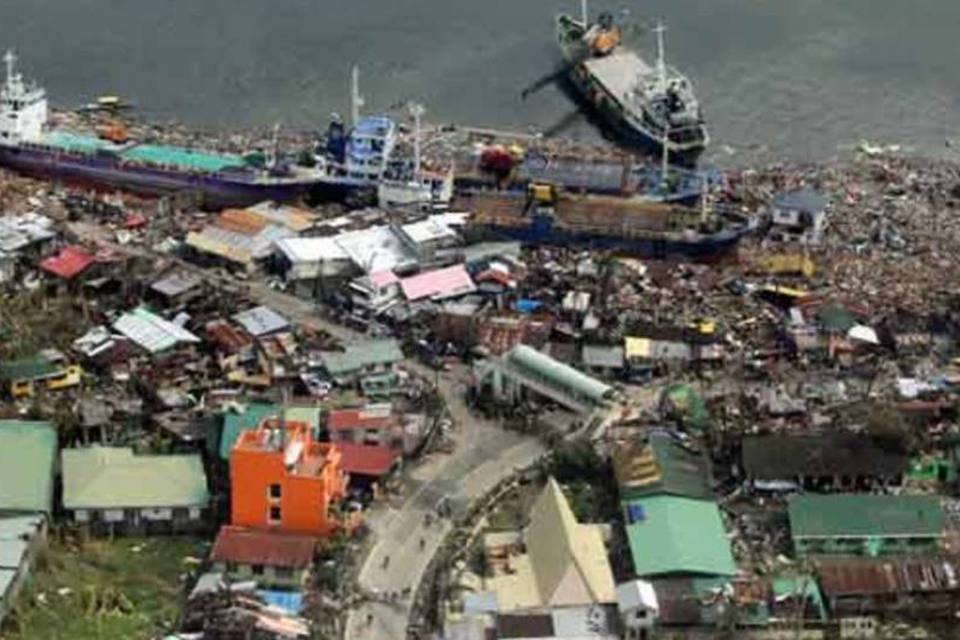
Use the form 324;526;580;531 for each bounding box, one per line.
1;0;958;165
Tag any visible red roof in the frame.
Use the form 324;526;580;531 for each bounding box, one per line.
327;406;395;432
210;526;315;568
39;246;96;280
336;442;400;477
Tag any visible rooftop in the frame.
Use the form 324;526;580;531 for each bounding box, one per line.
218;402;280;460
743;434;908;481
233;306;290;337
788;494;944;539
335;442;400;477
112;307;201;354
0;420;57;513
624;495;736;577
614;430;713;501
319;339;403;376
210;526;315;569
399;264;475;302
61;446;209;510
327;405;394;432
39;245;96;280
507;344;613;404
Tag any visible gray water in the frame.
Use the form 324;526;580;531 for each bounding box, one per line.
2;0;958;165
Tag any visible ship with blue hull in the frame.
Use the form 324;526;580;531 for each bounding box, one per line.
456;185;755;262
0;51;379;209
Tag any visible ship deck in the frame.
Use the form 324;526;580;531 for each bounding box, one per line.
458;191;701;234
36;131;245;173
582;49;650;105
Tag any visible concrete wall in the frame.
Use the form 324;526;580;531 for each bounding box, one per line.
211;560;309;590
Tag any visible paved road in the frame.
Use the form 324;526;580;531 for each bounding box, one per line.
343;372;545;640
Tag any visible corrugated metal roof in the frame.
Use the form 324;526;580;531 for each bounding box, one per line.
789;494;944;539
39;245;96;280
327;405;394;432
0;213;55;253
150;272;202;298
61;446;209;509
0;421;56;513
614;431;714;501
113;307;201;354
217;209;268;235
320;339;403;376
233;306;290;337
247;201;317;232
400;265;475;302
817;557;960;597
624;495;736;577
336;442;399;476
211;526;315;568
581;344;624;369
274;237;349;264
219;403;280;460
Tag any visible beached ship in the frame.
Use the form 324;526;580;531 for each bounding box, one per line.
0;50;334;208
456;184;754;261
556;4;708;163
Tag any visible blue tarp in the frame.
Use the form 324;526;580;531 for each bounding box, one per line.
257;589;304;613
515;299;542;314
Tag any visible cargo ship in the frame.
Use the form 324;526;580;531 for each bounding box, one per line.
556;4;708;164
0;50;338;208
456;184;755;261
454;143;722;205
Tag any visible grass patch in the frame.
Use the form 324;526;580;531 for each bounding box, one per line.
2;535;207;640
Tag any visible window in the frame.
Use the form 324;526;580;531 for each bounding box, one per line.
225;562;237;573
269;506;282;523
268;484;282;500
251;564;264;576
275;566;294;579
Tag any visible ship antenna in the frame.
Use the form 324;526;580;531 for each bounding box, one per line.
654;22;667;88
409;102;425;180
580;0;589;25
269;122;280;169
3;50;15;87
350;65;365;127
660;126;670;189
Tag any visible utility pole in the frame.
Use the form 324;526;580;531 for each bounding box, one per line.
580;0;589;25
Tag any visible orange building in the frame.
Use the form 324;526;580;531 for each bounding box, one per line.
230;419;346;536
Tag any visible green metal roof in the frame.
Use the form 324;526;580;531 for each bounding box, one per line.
320;339;404;377
62;446;208;510
120;144;244;173
0;421;57;513
624;495;736;577
0;356;59;381
616;431;714;501
788;494;944;539
218;402;280;460
284;405;322;436
508;344;612;403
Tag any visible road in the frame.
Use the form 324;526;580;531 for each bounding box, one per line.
342;370;545;640
67;221;546;639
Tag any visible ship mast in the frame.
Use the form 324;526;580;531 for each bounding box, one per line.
3;50;16;90
350;65;365;127
408;102;425;180
654;22;667;89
